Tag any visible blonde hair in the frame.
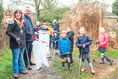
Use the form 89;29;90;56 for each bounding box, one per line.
79;27;86;33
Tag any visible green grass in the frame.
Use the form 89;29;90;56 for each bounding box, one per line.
53;57;95;79
73;48;118;58
0;49;13;79
53;49;118;79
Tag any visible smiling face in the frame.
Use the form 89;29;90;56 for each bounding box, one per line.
15;11;22;20
79;27;86;35
25;7;31;16
100;27;105;33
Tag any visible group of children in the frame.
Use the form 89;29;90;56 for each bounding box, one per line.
33;20;113;75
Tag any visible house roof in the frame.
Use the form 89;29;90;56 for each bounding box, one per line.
105;12;118;19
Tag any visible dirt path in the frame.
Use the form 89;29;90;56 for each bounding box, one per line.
19;53;118;79
19;48;64;79
92;58;118;79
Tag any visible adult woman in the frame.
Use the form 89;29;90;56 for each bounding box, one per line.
6;9;27;78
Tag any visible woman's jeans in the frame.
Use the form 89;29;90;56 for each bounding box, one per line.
11;47;25;74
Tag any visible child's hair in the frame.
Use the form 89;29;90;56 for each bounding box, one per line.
61;30;67;35
100;26;108;32
79;27;86;33
53;19;57;24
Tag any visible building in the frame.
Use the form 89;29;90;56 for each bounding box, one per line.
104;12;118;26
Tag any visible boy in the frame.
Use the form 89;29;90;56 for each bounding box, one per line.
67;26;75;63
76;27;95;74
97;27;113;65
58;30;71;70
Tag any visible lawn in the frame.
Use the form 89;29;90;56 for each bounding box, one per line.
0;49;13;79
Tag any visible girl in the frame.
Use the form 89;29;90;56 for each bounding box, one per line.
6;9;27;78
76;27;95;74
97;27;113;65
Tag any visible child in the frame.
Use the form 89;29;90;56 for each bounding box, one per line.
34;21;41;32
51;31;60;55
97;27;113;65
58;30;71;70
76;27;95;74
48;24;54;48
67;26;75;64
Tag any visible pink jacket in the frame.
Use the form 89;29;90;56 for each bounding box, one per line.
97;32;109;48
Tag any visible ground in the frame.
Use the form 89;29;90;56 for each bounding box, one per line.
0;48;118;79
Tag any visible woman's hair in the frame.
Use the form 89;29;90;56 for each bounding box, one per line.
13;9;24;26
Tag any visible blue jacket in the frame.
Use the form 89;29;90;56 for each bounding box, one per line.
76;34;92;54
58;37;71;55
53;23;60;32
23;15;34;42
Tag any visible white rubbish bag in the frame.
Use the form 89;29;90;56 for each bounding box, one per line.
32;30;50;69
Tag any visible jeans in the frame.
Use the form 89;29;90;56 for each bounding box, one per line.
11;47;25;74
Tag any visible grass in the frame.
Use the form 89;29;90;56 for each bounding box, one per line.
53;49;118;79
73;48;118;58
0;48;118;79
0;49;13;79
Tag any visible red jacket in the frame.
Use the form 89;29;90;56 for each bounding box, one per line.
97;32;109;48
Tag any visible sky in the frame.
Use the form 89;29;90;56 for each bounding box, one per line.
2;0;115;12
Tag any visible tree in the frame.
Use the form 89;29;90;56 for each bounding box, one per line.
112;0;118;15
34;0;41;21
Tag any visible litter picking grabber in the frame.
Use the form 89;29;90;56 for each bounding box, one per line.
78;48;83;75
25;46;31;68
92;43;97;64
17;40;27;72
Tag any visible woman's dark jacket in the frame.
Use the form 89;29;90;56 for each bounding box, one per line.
6;20;26;49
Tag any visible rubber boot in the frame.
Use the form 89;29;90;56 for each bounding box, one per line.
62;62;65;69
90;67;95;75
100;57;104;64
81;65;85;72
104;55;113;66
68;62;71;70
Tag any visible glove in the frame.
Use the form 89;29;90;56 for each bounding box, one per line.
31;35;35;40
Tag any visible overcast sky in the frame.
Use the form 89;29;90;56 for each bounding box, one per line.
2;0;115;12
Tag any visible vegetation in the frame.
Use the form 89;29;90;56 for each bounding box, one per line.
112;0;118;15
0;49;13;79
0;4;4;47
53;49;118;79
40;7;70;23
